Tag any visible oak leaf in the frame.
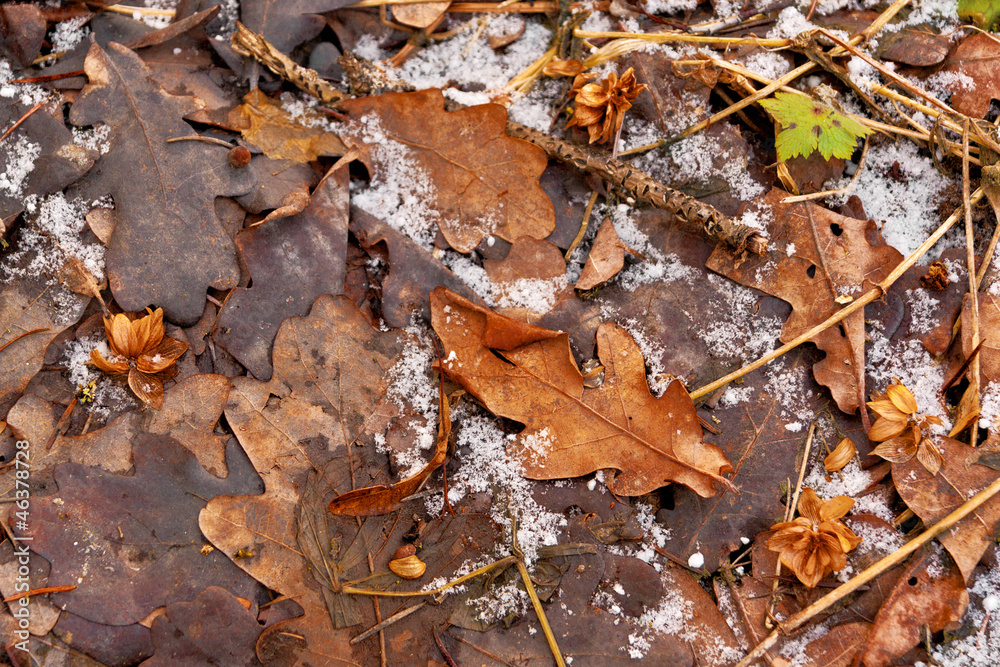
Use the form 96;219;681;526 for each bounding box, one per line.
229;88;347;163
340;88;556;253
707;188;902;419
430;287;734;497
68;42;255;325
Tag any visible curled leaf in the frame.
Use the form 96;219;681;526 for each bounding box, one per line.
824;437;856;472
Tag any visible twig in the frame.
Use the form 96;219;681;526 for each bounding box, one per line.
691;186;986;400
164;135;234;148
0;100;46;145
516;558;566;667
962;121;981;447
565;191;599;261
766;423;815;627
432;626;459;667
350;603;426;645
230;22;345;105
504;122;768;254
105;4;175;16
735;472;1000;666
232;24;769;256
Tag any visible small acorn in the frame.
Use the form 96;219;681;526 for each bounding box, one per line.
392;544;416;560
228;145;252;168
388;554;426;580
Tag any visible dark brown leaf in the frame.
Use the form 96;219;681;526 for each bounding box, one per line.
214;165;350;381
68;42;255;325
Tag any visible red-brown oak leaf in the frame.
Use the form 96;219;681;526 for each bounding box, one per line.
340;88;556;253
707;188;902;418
430;287;734;497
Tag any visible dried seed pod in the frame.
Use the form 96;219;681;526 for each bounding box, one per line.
581;359;604;388
388;554;426;580
392;544;416;560
228;145;252;168
824;437;856;472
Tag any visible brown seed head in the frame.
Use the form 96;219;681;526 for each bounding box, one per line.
228;145;252;168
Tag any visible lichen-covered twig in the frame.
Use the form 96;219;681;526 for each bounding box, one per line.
231;23;769;255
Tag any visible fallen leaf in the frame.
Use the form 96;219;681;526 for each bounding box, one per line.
575;217;633;290
350;205;487;328
328;368;449;516
938;32;1000;119
963;292;1000;383
894;436;1000;581
0;274;87;417
68;42;255;325
0;4;45;68
430;287;734;497
141;587;263;667
201;294;410;663
234;155;319;218
0;102;97;226
239;0;358;60
230;88;347;162
772;621;869;667
146;374;231;477
483;236;571;320
214;165;349;381
708;188;902;419
759;92;872;161
341;88;556;253
860;547;968;667
392;0;451;29
10;434;264;626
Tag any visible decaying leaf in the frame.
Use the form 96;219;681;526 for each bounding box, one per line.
341;88;556;253
938;32;1000;119
575;217;636;291
894;436;1000;581
229;88;347;163
708;188;902;419
860;547;968;667
69;42;255;325
214;165;349;381
483;236;571;321
430;287;734;497
328;369;449;516
392;0;451;29
200;295;411;662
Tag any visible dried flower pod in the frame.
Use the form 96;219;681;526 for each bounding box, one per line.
228;145;252;168
543;59;583;78
824;437;856;472
388;554;426;580
565;67;648;145
392;544;416;560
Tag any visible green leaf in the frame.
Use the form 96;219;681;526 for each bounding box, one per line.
758;92;872;162
959;0;1000;30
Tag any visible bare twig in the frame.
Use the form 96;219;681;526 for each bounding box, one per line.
566;191;599;261
350;603;426;645
232;24;769;255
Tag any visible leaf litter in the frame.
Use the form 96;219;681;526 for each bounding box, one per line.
2;1;1000;666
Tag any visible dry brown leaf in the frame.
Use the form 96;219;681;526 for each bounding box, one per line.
824;437;856;472
328;371;449;516
483;236;571;321
392;0;451;28
230;88;347;163
707;188;902;419
430;287;734;497
963;292;1000;383
860;547;968;667
938;32;1000;119
575;217;633;290
894;436;1000;581
341;88;556;253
